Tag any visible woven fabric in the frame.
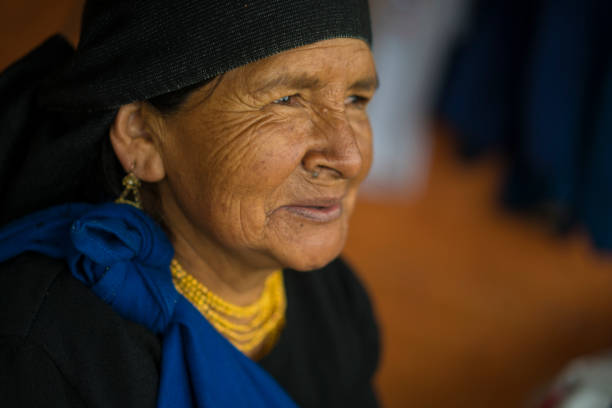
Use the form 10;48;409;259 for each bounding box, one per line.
41;0;372;111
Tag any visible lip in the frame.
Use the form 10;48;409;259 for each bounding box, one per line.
279;197;343;223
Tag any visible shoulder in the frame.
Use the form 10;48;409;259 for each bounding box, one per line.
0;252;161;408
0;252;67;338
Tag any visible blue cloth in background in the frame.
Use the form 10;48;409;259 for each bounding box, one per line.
438;0;612;250
0;203;298;408
582;66;612;250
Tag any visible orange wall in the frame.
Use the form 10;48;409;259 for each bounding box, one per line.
345;128;612;407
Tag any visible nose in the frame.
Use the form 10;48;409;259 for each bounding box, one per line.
302;111;364;180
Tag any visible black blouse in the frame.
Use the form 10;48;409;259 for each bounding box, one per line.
0;252;379;407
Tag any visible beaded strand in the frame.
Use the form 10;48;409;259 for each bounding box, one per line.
170;258;286;354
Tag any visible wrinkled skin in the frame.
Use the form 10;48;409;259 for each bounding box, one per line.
112;38;377;301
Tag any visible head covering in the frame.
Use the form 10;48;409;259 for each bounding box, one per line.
43;0;372;111
0;0;371;225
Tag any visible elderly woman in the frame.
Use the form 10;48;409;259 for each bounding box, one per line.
0;1;379;407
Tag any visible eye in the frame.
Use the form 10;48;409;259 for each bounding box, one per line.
345;95;370;109
272;94;299;106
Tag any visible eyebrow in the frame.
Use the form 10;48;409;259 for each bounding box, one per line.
254;74;323;94
254;73;379;94
348;74;380;92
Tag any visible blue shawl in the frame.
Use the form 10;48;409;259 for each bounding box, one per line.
0;202;297;408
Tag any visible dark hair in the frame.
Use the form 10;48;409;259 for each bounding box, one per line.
147;77;216;115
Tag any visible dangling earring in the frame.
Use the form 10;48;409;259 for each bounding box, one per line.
115;162;142;209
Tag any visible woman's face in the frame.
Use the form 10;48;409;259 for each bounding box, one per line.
157;38;377;272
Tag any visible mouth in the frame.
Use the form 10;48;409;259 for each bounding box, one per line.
279;198;343;223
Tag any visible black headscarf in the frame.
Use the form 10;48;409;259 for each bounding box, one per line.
0;0;371;226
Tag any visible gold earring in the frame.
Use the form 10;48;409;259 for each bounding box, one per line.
115;163;142;209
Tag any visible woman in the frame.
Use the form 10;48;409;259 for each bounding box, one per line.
0;1;379;407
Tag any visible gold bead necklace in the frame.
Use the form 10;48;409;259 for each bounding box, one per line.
170;259;286;354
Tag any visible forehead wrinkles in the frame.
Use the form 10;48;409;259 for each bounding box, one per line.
242;43;374;95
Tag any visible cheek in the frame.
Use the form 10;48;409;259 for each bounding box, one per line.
214;114;308;193
165;111;311;242
169;111;304;186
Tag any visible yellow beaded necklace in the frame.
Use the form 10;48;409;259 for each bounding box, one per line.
170;259;286;354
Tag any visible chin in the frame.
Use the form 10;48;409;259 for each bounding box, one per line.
273;229;347;272
281;254;339;272
264;206;352;271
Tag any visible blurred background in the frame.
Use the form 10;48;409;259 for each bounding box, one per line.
1;1;611;407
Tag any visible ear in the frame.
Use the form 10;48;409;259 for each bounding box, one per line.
109;102;165;182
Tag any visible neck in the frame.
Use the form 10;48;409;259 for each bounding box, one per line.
169;223;277;307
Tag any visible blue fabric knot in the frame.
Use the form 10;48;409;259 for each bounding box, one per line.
0;202;177;333
67;203;176;333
